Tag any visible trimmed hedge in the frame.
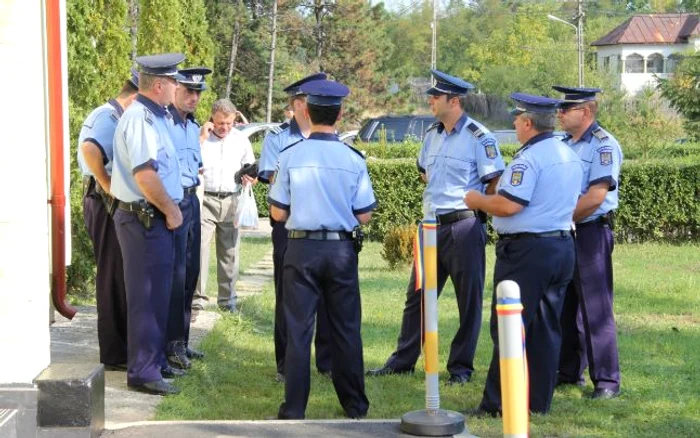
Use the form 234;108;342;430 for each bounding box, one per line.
254;158;700;243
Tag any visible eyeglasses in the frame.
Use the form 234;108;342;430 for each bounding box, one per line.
558;106;585;114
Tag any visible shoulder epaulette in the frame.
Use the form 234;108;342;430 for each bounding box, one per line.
270;122;290;135
344;143;366;159
110;111;120;123
280;138;304;154
466;122;486;139
592;127;609;141
143;107;154;126
426;121;441;133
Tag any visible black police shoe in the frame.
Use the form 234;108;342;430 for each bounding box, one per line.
556;376;586;388
365;365;414;377
128;379;180;396
186;346;205;360
161;365;186;378
446;373;471;386
591;388;620;399
103;363;127;372
167;351;191;370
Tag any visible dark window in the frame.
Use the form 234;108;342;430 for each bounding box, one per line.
646;53;664;74
666;54;683;73
370;119;411;142
358;120;377;142
625;53;644;73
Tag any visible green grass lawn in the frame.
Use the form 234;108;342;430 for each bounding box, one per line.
156;242;700;437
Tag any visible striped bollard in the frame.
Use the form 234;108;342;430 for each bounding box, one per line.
497;280;529;438
401;220;466;437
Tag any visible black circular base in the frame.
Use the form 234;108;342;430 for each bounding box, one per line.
400;409;466;436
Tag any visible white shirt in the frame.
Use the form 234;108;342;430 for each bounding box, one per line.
200;129;255;193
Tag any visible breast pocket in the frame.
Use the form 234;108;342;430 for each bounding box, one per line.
445;157;473;180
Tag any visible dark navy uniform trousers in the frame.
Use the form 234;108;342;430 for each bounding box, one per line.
559;221;620;391
83;187;128;366
167;192;201;351
384;216;485;378
272;220;332;375
114;209;175;385
278;239;369;420
479;235;575;414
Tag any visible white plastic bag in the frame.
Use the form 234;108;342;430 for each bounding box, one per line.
235;184;259;229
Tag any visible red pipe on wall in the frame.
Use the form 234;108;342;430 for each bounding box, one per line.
46;0;76;320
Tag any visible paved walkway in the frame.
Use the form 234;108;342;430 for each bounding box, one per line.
51;218;476;437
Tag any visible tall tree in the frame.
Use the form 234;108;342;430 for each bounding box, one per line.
66;0;131;295
137;0;186;55
658;53;700;141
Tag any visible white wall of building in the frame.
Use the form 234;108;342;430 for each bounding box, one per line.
0;0;52;384
595;43;695;94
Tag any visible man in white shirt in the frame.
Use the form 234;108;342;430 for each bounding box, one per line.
194;98;256;312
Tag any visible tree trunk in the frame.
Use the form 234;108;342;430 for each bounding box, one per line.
225;0;243;99
266;0;278;122
314;0;323;60
128;0;139;61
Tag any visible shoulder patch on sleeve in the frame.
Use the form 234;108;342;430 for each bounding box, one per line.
509;163;528;186
426;121;441;132
279;138;304;154
596;146;613;166
466;122;486;139
344;143;366;159
592;128;609;141
481;137;498;159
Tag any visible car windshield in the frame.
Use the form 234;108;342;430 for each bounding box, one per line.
370;119;411;142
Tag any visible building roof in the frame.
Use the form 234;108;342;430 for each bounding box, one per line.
591;13;699;46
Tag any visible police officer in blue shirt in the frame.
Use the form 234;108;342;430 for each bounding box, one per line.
269;79;376;419
164;67;212;370
259;72;332;383
368;70;505;385
111;53;186;396
465;93;583;415
553;86;623;399
77;69;139;371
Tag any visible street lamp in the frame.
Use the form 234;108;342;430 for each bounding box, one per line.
548;14;584;87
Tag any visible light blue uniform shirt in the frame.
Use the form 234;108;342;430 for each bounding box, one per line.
493;132;583;234
258;118;304;182
168;105;203;188
77;99;123;176
111;95;183;204
418;113;505;216
268;132;377;232
563;122;623;224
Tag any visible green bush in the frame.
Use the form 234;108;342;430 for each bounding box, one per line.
382;223;417;269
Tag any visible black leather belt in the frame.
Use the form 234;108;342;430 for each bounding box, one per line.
436;210;476;225
117;200;165;219
204;191;233;199
498;230;571;240
184;185;198;195
577;214;611;228
288;230;353;240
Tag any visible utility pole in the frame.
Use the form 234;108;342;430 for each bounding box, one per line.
266;0;279;123
576;0;584;87
431;0;437;71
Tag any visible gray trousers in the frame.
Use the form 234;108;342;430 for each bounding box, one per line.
194;193;240;307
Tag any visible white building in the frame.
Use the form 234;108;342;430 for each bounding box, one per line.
591;13;700;95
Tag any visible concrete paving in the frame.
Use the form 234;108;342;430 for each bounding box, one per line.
50;306;220;427
102;419;477;437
